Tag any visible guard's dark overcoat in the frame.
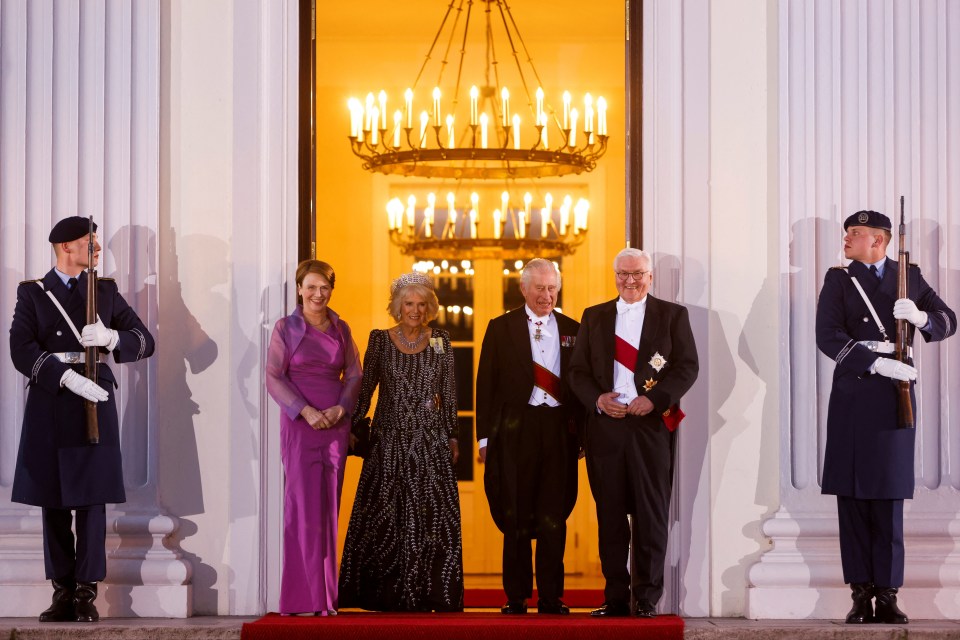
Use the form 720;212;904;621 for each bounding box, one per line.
816;258;956;499
475;307;583;534
10;269;155;508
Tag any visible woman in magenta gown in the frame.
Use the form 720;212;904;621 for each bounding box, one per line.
266;259;362;615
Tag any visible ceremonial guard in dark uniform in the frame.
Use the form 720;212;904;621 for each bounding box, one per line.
476;258;583;615
9;217;155;622
816;210;956;624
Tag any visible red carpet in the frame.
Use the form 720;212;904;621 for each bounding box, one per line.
242;612;683;640
463;588;604;608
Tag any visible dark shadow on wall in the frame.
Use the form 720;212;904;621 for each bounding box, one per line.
652;254;736;615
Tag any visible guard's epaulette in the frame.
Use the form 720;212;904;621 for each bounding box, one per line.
19;278;42;285
829;266;848;271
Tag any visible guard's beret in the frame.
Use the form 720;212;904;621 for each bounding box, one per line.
843;210;891;231
49;216;97;243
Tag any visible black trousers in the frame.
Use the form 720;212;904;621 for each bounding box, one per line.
500;404;570;602
42;505;107;583
837;496;904;588
586;412;673;605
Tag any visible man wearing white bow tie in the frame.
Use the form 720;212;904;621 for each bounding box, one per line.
569;248;699;618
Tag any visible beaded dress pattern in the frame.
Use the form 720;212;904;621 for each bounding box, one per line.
339;328;464;611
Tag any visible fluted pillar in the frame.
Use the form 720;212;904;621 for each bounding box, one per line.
0;0;191;617
747;0;960;619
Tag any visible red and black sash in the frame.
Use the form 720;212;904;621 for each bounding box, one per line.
533;362;563;402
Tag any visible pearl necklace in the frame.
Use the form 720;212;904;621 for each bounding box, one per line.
395;326;426;350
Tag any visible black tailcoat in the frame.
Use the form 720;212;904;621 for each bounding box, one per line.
10;269;155;508
476;307;583;534
816;258;955;499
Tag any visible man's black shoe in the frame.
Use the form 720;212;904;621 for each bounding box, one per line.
537;598;569;615
844;582;874;624
873;587;908;624
634;599;657;618
500;600;527;614
74;582;100;623
590;602;631;617
39;579;76;622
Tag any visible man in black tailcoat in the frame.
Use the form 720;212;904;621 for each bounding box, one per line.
10;216;155;622
569;247;698;618
476;258;583;615
816;210;955;624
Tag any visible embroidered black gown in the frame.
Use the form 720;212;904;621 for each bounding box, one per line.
339;328;464;612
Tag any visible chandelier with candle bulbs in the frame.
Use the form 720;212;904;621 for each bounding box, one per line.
348;0;605;260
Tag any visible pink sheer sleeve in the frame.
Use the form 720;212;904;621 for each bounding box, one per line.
265;317;308;420
336;320;363;418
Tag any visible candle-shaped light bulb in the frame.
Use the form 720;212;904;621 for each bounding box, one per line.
470;208;478;238
512;113;521;150
433;87;442;127
535;87;544;123
406;195;416;230
471;192;479;211
480;112;489;148
540;208;549;238
393;110;402;148
370;107;380;145
446;192;456;235
518;208;526;239
545;193;553;212
378;90;388;130
569;108;579;146
523;192;532;217
425;193;436;238
446;114;455;148
419;111;429;148
449;206;457;238
597;96;607;136
404;88;414;129
539;113;548;148
493;209;502;239
501;191;509;216
501;87;510;128
470;85;479;126
386;198;396;230
575;198;590;233
584;93;594;133
559;201;570;235
364;93;375;132
562;91;571;130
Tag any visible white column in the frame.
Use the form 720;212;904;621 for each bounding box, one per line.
0;0;190;617
748;0;960;619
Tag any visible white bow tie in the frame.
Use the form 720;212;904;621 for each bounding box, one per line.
617;299;642;314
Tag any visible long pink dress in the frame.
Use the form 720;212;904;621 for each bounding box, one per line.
266;307;362;614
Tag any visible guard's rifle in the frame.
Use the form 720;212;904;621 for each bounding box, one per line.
85;216;100;444
895;196;915;429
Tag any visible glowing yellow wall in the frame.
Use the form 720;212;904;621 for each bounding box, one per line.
315;2;627;582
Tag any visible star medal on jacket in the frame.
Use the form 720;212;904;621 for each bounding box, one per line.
643;378;658;392
429;337;444;354
649;351;667;372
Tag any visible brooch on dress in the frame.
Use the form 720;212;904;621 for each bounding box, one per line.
649;351;667;372
429;337;445;354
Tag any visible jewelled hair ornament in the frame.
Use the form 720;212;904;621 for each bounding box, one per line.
391;271;435;295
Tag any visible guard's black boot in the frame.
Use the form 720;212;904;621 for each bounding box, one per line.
844;582;874;624
73;582;100;622
38;579;76;622
873;587;908;624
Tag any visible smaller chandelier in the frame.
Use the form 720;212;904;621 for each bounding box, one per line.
386;190;588;260
346;0;609;180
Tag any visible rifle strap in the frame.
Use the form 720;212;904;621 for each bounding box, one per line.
849;275;889;341
36;282;103;347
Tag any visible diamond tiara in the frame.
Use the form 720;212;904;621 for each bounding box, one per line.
390;271;435;295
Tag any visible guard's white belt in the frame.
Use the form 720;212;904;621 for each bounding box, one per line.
858;340;912;357
51;352;102;364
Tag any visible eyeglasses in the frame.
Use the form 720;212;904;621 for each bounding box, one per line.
615;271;649;281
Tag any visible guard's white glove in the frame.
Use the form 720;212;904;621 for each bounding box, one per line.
893;298;928;328
80;319;120;350
60;369;109;402
871;358;917;382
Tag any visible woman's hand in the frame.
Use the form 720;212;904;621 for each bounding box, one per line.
300;405;327;430
321;404;346;427
449;438;460;465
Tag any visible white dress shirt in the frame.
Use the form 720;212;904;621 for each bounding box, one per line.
613;296;647;404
